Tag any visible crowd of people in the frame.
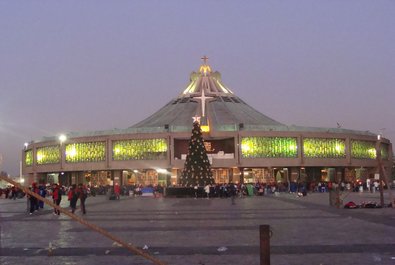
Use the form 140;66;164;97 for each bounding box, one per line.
188;179;393;199
88;184;165;198
0;186;25;199
21;182;88;215
1;178;393;215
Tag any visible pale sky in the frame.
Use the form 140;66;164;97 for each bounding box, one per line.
1;1;394;175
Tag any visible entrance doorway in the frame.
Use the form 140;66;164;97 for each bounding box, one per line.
243;168;274;184
212;169;231;184
88;171;111;186
121;169;168;186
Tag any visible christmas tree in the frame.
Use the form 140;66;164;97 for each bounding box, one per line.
179;120;215;187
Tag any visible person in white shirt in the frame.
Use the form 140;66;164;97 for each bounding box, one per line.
204;184;210;199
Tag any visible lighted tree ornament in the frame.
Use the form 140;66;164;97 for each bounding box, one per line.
179;119;215;187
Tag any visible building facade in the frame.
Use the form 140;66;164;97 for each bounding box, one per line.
22;60;393;187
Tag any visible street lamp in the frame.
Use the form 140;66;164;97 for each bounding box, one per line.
376;134;385;207
59;134;67;170
59;134;67;143
20;142;30;186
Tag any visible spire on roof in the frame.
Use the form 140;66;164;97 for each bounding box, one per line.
199;55;211;76
201;55;209;64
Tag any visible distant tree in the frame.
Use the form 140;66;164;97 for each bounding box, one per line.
179;121;215;187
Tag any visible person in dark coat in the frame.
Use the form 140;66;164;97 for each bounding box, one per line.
229;183;237;205
78;183;87;214
11;186;17;200
68;184;78;213
38;184;46;209
29;183;39;215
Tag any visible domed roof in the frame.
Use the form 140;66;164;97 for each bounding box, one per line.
130;57;284;132
34;57;376;141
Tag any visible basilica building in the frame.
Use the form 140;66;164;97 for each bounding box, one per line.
22;58;393;187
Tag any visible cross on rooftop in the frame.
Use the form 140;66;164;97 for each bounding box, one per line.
195;88;213;117
201;55;209;65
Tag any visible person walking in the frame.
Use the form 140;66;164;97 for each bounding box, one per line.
194;185;198;199
28;183;39;215
78;183;87;214
68;184;78;213
229;183;237;205
11;186;17;200
52;184;62;215
114;183;121;200
38;184;47;209
204;184;210;199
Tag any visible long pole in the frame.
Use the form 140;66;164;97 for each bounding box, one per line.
379;163;394;208
376;137;394;208
0;175;167;265
376;139;384;207
376;138;386;207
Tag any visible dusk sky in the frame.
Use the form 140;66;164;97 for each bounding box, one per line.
1;1;394;176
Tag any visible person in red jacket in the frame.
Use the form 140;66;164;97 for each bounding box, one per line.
52;183;62;215
114;183;121;200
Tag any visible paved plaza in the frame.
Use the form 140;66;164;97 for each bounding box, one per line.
1;191;395;265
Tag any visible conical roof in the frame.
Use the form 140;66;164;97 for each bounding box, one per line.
130;57;284;132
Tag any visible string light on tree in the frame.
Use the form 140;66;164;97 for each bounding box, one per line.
179;117;215;187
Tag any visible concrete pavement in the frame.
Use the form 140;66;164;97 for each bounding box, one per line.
1;191;394;265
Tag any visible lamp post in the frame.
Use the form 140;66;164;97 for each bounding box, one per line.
20;142;31;185
376;134;385;207
59;134;67;144
59;134;67;170
20;142;29;185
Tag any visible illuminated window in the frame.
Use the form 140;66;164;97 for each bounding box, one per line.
241;137;298;158
25;150;33;166
201;125;210;132
36;145;60;165
303;138;346;158
112;139;168;160
351;140;376;159
65;142;106;163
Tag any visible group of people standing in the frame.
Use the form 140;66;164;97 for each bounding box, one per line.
0;186;24;199
28;183;48;214
67;183;88;214
27;183;88;215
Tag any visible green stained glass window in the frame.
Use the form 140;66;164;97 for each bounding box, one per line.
65;142;106;163
241;137;298;158
351;140;376;159
36;145;60;165
25;150;33;166
112;139;168;160
303;138;346;158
